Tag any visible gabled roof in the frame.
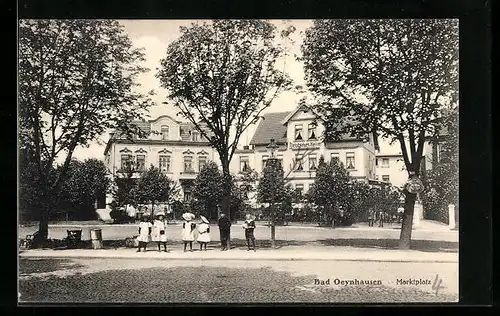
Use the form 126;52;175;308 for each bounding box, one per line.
249;111;290;146
281;104;322;125
149;115;180;124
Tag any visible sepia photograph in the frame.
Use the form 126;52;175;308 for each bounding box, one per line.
18;19;459;304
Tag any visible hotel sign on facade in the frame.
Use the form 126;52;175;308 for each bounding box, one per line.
289;141;321;150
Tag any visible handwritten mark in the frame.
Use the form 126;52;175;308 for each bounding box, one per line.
431;274;444;295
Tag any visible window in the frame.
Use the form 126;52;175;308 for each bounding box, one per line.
276;155;283;168
295;124;303;140
184;190;192;202
436;144;442;163
120;154;132;170
375;175;379;180
309;154;317;170
382;158;389;168
346;152;355;170
136;155;146;171
331;153;339;163
161;125;169;140
192;130;199;142
240;156;250;172
308;123;317;140
159;155;171;172
375;158;378;166
382;175;390;182
262;155;269;170
198;156;207;172
295;155;304;171
295;184;304;196
184;156;194;173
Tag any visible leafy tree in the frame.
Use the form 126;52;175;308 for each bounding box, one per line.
236;168;259;202
422;109;458;223
301;19;458;248
309;156;351;227
112;160;140;210
366;186;402;220
157;20;293;247
59;158;110;220
19;20;153;246
257;158;289;247
133;166;175;221
19;149;57;222
345;181;372;224
192;161;224;221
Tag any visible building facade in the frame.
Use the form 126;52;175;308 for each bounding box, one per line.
374;137;436;189
230;105;378;206
103;115;219;208
103;105;446;210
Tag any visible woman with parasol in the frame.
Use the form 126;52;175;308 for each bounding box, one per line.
197;215;211;251
152;212;168;252
181;212;196;252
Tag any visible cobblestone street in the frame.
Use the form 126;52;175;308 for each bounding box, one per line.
18;258;458;303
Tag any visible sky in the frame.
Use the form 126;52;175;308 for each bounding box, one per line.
70;19;314;161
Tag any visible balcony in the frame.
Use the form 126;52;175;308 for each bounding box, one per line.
179;170;198;179
289;169;316;179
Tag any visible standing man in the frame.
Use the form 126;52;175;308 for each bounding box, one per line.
367;208;375;227
378;210;385;228
218;213;231;251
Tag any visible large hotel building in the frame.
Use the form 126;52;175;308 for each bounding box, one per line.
103;104;439;209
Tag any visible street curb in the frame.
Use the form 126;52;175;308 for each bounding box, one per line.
18;252;458;263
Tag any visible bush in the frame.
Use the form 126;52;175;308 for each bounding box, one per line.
337;212;355;227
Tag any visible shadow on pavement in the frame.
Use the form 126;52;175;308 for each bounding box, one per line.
316;239;458;252
19;258;86;275
228;238;308;250
29;238;458;253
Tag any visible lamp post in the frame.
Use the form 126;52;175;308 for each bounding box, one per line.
266;138;279;248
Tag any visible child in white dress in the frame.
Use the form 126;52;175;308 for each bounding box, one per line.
152;213;168;252
181;213;196;252
137;216;152;252
197;216;211;251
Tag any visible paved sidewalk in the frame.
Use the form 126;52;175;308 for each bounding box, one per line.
19;246;458;263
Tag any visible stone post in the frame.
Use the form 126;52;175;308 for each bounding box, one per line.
448;204;456;229
105;193;113;210
413;200;422;228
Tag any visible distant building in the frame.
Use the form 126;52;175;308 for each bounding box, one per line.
103;105;452;211
230;104;378;207
103;115;219;208
374;124;452;189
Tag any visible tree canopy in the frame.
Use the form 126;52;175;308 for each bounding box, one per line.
192;161;224;219
133;166;175;219
257;159;288;205
156;20;293;221
19;19;153;244
309;156;351;225
301;19;458;175
300;19;459;248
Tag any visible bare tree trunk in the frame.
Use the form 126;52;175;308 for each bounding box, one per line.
399;192;417;249
270;203;276;248
150;201;155;222
221;161;232;250
34;208;49;248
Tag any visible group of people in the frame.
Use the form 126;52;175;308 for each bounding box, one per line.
136;212;257;252
367;208;404;227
